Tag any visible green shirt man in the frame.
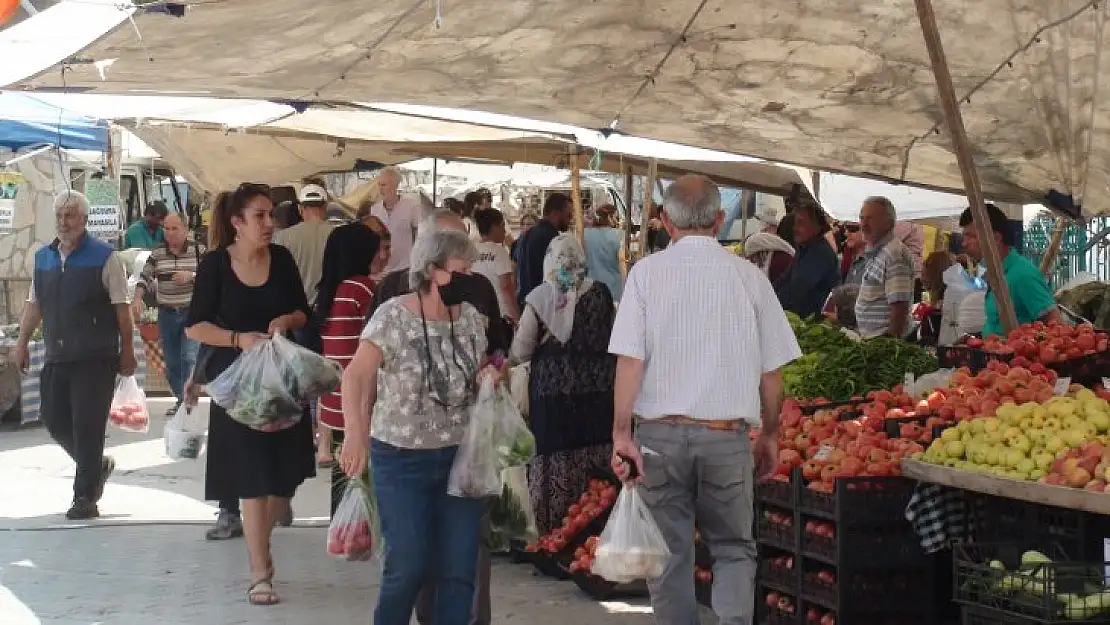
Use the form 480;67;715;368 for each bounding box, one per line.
122;201;169;250
982;248;1058;337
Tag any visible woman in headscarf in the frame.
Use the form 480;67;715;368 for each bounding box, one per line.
509;233;616;534
744;232;795;285
313;224;381;495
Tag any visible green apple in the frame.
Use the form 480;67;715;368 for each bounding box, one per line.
941;428;961;443
1034;452;1055;471
1008;434;1032;454
945;440;966;459
1046;436;1067;454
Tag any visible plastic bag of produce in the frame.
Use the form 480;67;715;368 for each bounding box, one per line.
490;465;538;541
108;375;150;433
591;485;671;583
207;334;341;432
448;377;507;498
326;477;382;562
509;363;530;417
491;381;535;469
163;404;207;460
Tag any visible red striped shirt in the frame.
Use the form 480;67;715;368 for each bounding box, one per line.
318;276;375;429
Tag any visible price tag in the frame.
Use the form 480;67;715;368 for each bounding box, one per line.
904;372;915;389
813;444;834;462
1103;377;1109;389
1055;376;1072;396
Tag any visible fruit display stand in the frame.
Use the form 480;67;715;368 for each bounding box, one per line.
903;458;1110;517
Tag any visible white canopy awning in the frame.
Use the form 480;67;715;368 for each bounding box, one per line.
9;0;1109;214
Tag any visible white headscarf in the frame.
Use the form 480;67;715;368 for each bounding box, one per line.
525;233;593;343
744;232;795;275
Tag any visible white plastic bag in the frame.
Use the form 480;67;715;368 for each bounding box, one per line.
207;334;341;432
326;478;382;562
163;404;207;460
448;377;536;498
957;291;987;337
591;485;671;583
108;375;150;433
448;377;506;498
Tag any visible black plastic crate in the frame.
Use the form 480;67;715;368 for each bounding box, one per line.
568;570;648;601
797;474;916;525
757;504;799;552
938;345;1012;372
696;579;712;608
801;559;932;615
760;554;798;594
1045;349;1110;387
968;493;1110;561
757;477;796;509
800;517;925;569
759;587;802;625
954;543;1110;624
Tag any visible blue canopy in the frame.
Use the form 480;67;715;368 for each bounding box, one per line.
0;92;109;152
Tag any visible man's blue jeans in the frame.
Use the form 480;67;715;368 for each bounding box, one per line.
371;438;486;625
158;306;199;401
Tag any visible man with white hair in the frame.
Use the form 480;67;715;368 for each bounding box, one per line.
609;174;800;625
854;196;915;338
369;166;422;274
14;190;137;520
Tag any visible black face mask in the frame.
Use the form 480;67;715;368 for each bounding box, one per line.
438;271;477;306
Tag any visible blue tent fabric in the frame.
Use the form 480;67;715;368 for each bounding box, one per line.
0;92;108;151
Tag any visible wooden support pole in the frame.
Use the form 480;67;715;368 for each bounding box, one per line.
915;0;1018;334
570;148;584;245
623;163;634;261
1039;216;1068;277
642;159;658;257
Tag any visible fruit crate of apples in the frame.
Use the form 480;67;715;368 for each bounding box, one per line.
525;475;620;579
947;322;1110;385
762;591;839;625
799;560;934;622
954;543;1110;624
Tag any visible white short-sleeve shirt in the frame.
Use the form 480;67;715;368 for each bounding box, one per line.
472;241;513;317
369;195;423;274
608;236;801;425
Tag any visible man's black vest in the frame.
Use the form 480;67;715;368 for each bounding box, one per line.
34;235;120;364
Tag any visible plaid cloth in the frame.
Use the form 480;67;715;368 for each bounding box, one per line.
19;331;148;425
904;482;971;553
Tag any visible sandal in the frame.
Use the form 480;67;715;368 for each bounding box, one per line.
247;578;280;606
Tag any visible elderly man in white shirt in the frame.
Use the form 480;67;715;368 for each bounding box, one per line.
609;174;801;625
369;166;422;274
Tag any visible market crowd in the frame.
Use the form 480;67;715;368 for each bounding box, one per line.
13;170;1060;624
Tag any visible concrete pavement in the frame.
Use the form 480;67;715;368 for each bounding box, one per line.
0;398;661;624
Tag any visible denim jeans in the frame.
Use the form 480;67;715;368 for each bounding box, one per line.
158;306;199;401
371;438;486;625
636;420;757;625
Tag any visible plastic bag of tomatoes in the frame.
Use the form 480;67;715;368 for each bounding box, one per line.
327;476;382;562
108;375;150;433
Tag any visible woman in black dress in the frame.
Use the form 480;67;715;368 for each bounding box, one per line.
509;233;616;534
185;183;315;606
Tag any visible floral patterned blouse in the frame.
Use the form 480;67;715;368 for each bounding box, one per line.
362;297;488;449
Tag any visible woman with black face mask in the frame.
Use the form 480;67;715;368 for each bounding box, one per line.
338;228;500;625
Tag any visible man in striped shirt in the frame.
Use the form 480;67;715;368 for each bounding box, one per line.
853;196;915;339
134;214;204;415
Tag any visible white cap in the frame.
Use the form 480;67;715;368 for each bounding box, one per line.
299;184;327;203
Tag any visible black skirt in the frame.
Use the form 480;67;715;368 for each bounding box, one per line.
204;402;316;501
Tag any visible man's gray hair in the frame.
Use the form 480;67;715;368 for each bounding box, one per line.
377;166;402;183
54;190;90;216
864;196;897;222
409;229;478;290
662;175;722;230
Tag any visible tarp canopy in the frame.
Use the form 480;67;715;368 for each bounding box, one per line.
0;91;108;151
10;0;1109;214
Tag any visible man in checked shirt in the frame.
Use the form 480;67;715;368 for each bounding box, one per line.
609;175;801;625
